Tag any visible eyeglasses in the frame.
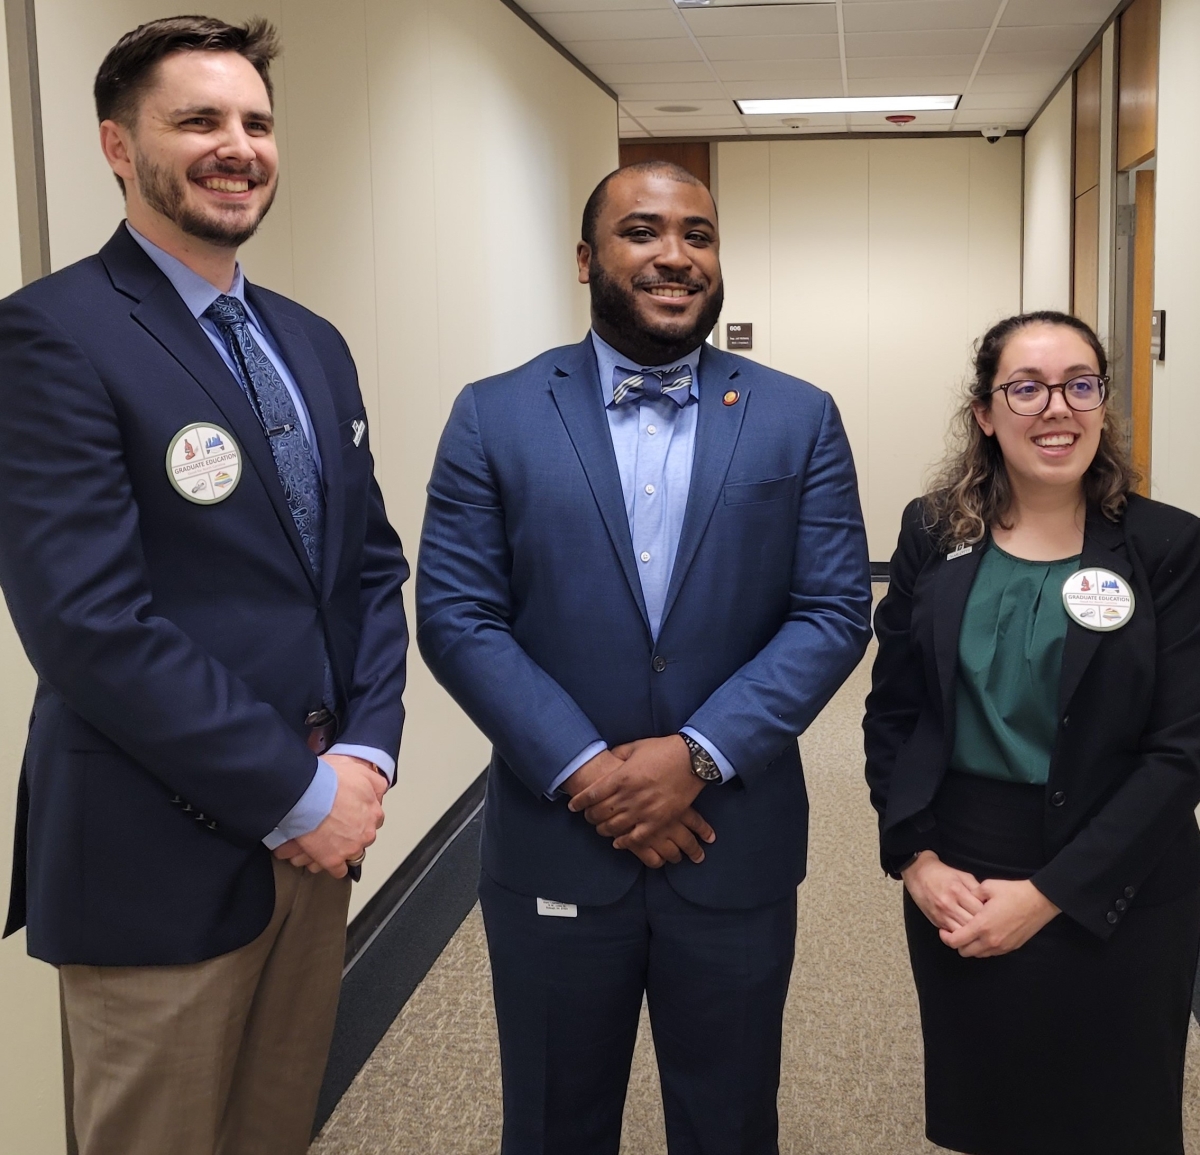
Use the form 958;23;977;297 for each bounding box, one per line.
990;374;1108;416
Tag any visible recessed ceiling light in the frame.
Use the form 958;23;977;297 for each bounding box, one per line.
736;95;961;115
655;104;701;113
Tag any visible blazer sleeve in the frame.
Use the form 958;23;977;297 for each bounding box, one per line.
0;298;317;843
1033;516;1200;939
416;384;604;796
683;392;873;785
862;498;939;872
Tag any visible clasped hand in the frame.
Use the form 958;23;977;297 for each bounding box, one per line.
901;850;1060;958
564;737;716;869
272;754;386;878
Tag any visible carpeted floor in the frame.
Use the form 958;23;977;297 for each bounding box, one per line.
312;635;1200;1154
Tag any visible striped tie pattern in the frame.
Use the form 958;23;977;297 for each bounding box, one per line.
612;364;693;408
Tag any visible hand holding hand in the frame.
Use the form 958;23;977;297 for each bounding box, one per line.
940;877;1060;958
272;755;385;877
901;850;986;932
567;736;715;868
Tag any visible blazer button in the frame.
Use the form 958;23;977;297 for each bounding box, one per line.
1124;886;1136;899
1107;911;1119;924
1115;898;1128;912
652;656;667;673
1050;790;1066;807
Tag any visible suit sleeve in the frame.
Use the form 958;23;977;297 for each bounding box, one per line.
683;392;873;785
0;298;316;843
416;385;604;796
1033;517;1200;939
862;498;938;872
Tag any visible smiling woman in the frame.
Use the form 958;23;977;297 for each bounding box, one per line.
864;311;1200;1154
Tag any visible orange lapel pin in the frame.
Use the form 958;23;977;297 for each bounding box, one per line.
722;390;740;406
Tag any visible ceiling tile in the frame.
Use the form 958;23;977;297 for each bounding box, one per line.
988;24;1097;54
843;1;996;34
598;61;717;83
957;92;1041;111
697;34;841;61
620;98;735;116
680;5;838;37
975;49;1078;75
612;81;729;100
563;37;702;63
534;9;684;41
848;109;954;125
847;54;979;78
1001;0;1115;27
843;29;988;57
955;116;1033;129
619;128;653;138
967;70;1063;94
730;77;861;99
711;57;843;81
521;0;674;11
847;75;972;95
637;114;746;130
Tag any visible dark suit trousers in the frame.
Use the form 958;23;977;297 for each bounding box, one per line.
479;867;797;1155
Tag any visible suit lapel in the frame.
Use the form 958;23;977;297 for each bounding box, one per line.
549;340;651;633
931;537;986;738
246;287;345;600
1058;510;1132;715
659;347;746;629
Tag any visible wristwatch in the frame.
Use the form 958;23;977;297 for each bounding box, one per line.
680;733;722;782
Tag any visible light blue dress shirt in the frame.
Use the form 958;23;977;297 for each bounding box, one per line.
547;330;734;796
127;224;393;848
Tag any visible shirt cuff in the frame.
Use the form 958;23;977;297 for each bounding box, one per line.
328;743;396;785
546;740;608;800
261;758;338;849
680;728;736;783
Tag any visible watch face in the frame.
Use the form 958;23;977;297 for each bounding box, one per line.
695;761;722;781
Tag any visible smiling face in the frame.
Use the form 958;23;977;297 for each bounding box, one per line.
577;168;723;366
101;50;278;251
973;322;1106;502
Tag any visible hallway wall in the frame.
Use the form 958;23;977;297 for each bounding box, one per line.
0;2;616;1149
714;137;1023;559
1022;84;1074;314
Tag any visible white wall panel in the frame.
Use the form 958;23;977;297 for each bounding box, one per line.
1022;82;1073;312
717;135;1022;558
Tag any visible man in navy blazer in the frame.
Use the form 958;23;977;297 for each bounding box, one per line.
0;18;406;1155
418;162;872;1154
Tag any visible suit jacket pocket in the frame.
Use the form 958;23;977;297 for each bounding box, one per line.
723;474;797;506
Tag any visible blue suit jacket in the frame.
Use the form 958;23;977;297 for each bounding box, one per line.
417;337;871;909
0;225;408;965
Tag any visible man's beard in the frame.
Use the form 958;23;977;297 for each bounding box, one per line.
589;257;724;365
135;154;276;248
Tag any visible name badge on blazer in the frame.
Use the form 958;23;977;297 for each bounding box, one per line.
1062;568;1135;632
165;423;242;504
946;541;973;561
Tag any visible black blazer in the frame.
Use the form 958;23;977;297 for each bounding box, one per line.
864;494;1200;940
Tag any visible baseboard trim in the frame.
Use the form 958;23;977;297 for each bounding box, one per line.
314;770;488;1134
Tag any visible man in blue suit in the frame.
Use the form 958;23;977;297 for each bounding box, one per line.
0;17;407;1155
418;161;872;1154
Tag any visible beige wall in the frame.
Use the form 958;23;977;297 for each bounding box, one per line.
715;137;1022;558
1022;84;1073;313
0;3;66;1148
2;1;614;1148
1149;0;1200;512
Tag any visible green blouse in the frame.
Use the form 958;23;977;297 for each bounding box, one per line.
950;544;1080;785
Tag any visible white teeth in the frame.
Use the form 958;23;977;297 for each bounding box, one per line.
647;287;691;298
1034;434;1076;447
200;178;250;193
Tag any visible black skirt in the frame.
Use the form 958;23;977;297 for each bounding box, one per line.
907;771;1200;1155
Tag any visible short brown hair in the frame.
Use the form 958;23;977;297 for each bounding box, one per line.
923;311;1137;547
94;15;280;128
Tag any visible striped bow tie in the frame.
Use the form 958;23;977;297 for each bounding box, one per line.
612;364;693;408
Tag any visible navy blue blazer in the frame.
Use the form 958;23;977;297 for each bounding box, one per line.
0;225;408;966
417;337;871;910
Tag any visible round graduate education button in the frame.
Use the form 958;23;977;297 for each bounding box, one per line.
1061;567;1135;632
165;422;242;505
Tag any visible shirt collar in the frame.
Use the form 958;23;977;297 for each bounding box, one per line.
590;329;702;407
125;221;247;321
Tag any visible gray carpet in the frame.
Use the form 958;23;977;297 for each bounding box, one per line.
312;637;1200;1154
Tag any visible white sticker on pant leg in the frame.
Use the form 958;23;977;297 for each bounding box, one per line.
536;898;578;917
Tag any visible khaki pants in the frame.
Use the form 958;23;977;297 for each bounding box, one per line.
59;858;350;1155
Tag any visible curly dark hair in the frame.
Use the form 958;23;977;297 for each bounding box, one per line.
923;311;1138;547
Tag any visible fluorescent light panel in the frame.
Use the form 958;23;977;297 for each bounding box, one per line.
736;95;961;115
